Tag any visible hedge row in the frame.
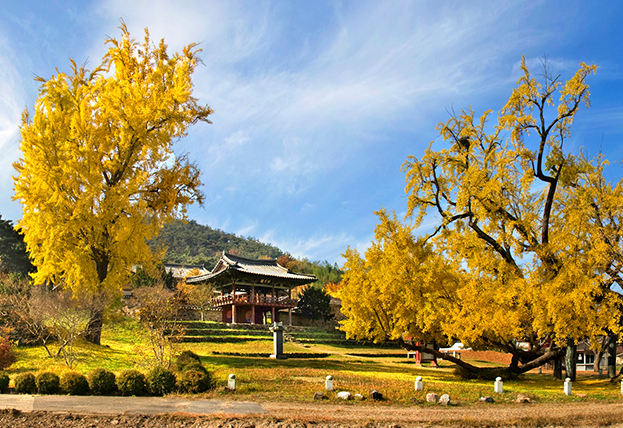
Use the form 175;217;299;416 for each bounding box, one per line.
2;351;215;396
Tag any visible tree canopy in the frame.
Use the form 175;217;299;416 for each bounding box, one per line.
340;57;623;378
13;24;212;344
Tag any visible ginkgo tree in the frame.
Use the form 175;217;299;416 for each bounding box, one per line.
340;57;623;379
13;24;212;345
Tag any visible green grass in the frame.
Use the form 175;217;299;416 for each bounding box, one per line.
6;317;623;405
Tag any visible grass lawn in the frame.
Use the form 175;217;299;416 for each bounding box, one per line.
7;316;623;405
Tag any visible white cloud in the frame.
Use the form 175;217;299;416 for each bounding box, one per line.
0;34;26;220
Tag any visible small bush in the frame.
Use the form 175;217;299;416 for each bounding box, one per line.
175;350;201;371
117;369;147;396
60;372;89;395
0;372;9;392
87;368;117;395
0;336;16;369
36;372;60;394
178;368;215;394
147;366;176;396
181;361;208;375
14;372;36;394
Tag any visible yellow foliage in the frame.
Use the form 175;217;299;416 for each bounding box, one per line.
13;24;212;299
341;58;623;355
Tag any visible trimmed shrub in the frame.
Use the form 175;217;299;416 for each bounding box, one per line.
147;366;176;396
60;372;89;395
36;372;60;394
14;372;36;394
0;372;9;392
87;368;117;395
181;361;208;375
0;335;16;369
117;369;147;396
178;368;215;394
175;350;201;372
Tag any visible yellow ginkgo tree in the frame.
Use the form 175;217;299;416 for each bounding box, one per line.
341;58;623;379
13;24;213;345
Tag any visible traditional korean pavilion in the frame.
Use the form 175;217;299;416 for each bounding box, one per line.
186;252;317;325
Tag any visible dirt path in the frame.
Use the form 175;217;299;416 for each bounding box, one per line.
1;399;623;427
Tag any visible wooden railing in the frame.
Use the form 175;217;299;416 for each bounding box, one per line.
212;295;297;308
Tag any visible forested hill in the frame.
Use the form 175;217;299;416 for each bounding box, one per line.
148;219;344;285
149;219;283;269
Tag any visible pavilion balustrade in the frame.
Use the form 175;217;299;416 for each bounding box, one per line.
212;294;296;307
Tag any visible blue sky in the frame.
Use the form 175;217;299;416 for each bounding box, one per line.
1;1;622;265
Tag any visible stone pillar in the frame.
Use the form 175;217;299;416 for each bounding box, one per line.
228;374;236;390
414;376;423;391
494;377;503;394
325;375;333;391
564;377;572;396
270;322;286;359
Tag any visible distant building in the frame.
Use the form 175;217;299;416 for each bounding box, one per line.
186;252;317;325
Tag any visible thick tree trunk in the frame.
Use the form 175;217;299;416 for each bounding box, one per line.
608;336;617;379
565;338;577;381
84;307;103;345
553;356;563;380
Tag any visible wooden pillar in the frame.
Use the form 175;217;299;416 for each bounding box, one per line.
251;285;256;325
231;283;236;324
271;284;276;323
288;308;292;326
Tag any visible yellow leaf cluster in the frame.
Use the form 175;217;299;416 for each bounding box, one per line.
13;24;212;298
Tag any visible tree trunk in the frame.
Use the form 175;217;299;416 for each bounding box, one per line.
608;335;617;379
553;356;563;380
565;338;577;381
398;337;562;380
84;307;103;345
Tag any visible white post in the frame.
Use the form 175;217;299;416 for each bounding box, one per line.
564;377;572;396
325;375;333;391
494;377;503;394
620;379;623;395
228;374;236;390
414;376;423;391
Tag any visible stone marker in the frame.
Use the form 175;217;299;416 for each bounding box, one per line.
227;374;236;391
516;394;531;403
494;376;503;394
369;389;383;401
439;394;450;406
479;396;495;403
564;377;572;396
426;392;439;403
269;322;286;359
336;391;351;400
325;375;333;391
313;391;325;400
414;376;423;391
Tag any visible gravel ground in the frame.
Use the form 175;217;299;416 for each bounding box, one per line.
2;400;623;428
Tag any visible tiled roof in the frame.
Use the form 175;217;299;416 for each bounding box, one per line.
164;263;209;280
186;252;317;284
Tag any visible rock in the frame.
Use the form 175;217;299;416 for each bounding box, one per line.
426;392;439;403
439;394;451;406
576;393;587;398
354;393;365;401
516;394;531;403
336;391;351;400
313;391;325;400
479;396;495;403
369;389;383;401
410;397;420;404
